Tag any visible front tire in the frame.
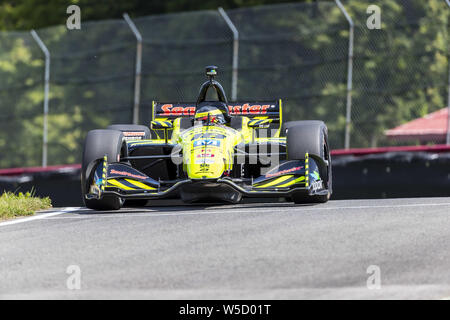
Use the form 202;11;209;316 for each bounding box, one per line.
286;121;331;204
84;195;123;211
81;129;125;210
123;199;148;207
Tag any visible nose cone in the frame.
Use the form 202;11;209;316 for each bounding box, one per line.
186;147;225;179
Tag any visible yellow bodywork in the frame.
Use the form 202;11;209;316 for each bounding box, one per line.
175;122;242;179
140;115;284;180
145;100;284;180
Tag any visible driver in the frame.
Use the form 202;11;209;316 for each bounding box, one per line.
194;106;227;126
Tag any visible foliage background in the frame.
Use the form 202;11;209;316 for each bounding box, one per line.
0;0;448;168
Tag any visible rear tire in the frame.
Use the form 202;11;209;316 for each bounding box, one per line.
81;129;125;210
286;121;331;204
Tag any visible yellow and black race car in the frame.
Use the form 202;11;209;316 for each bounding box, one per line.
81;66;332;210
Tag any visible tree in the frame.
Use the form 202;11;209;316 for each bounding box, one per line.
0;0;312;31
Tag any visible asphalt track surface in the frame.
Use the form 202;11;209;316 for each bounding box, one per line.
1;198;450;300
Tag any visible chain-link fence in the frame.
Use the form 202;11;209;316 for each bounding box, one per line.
342;0;450;148
0;0;448;168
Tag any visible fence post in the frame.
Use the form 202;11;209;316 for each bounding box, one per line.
218;7;239;101
123;13;142;125
335;0;354;149
30;30;50;167
446;0;450;145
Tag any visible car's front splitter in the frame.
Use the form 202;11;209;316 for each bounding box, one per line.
86;177;328;202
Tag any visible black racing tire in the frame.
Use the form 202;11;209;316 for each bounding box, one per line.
84;195;123;211
81;129;124;210
124;199;148;207
282;120;325;137
106;124;151;139
286;121;327;159
286;121;331;204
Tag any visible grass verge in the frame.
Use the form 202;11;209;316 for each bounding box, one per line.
0;191;52;220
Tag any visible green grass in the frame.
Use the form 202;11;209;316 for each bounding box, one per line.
0;191;52;220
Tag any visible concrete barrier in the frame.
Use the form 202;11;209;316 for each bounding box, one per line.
1;150;449;206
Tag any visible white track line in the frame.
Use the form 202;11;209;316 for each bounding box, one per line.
3;202;450;224
294;202;450;211
0;207;79;227
41;202;450;220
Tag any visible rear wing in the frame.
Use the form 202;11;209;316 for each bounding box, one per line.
152;100;282;122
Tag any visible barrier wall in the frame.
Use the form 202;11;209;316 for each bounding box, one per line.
0;151;449;206
332;152;450;199
0;165;82;206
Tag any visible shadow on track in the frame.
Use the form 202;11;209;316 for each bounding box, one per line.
73;198;321;215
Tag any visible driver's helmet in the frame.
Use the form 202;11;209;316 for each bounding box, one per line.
194;106;226;125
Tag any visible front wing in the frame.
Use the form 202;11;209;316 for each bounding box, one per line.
85;153;328;201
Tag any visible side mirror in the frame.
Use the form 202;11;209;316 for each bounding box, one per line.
151;120;173;130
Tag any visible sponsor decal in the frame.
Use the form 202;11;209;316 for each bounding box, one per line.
311;171;321;180
228;104;272;115
266;166;303;178
109;169;147;180
160;104;195;116
196;153;215;158
192;133;225;140
157;103;276;117
195;158;215;164
123;131;145;137
193;139;221;147
195;163;211;172
122;131;146;141
311;180;323;192
124;136;142;141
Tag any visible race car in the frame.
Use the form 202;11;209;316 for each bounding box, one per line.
81;66;332;210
